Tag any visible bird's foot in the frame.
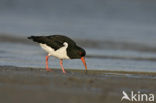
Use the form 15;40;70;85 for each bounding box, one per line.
46;68;52;72
62;70;66;74
85;70;87;74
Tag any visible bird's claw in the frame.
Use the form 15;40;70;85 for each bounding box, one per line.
85;69;87;72
63;71;66;74
46;68;52;72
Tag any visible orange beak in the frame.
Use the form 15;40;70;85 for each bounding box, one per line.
81;57;87;72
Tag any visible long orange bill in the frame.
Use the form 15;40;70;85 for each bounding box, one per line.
81;57;87;72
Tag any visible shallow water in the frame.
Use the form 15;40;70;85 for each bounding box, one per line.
0;42;156;72
0;0;156;72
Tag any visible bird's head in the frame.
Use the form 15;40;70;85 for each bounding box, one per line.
67;45;87;72
78;47;87;72
79;47;86;57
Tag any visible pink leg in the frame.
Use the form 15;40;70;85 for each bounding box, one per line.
46;55;52;72
60;59;66;73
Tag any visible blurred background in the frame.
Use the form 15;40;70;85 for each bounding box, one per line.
0;0;156;72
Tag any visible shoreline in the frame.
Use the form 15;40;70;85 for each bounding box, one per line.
1;66;156;76
0;66;156;103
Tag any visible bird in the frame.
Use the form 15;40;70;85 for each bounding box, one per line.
28;35;87;73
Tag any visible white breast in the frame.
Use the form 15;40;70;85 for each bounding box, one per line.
39;42;70;59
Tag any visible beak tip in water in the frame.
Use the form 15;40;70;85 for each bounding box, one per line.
81;57;87;71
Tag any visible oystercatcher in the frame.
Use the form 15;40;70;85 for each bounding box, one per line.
28;35;87;73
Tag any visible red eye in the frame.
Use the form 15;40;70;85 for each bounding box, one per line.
79;52;82;55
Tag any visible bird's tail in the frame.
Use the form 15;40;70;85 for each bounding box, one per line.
27;36;41;41
27;36;45;43
27;36;35;40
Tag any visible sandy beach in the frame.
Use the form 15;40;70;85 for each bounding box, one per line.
0;66;155;103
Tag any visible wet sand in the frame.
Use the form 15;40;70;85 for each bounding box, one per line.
0;66;156;103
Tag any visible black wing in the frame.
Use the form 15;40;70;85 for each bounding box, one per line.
28;35;76;50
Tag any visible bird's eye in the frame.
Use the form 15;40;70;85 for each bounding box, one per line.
79;52;82;55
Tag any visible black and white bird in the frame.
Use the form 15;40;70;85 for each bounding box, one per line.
28;35;87;73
